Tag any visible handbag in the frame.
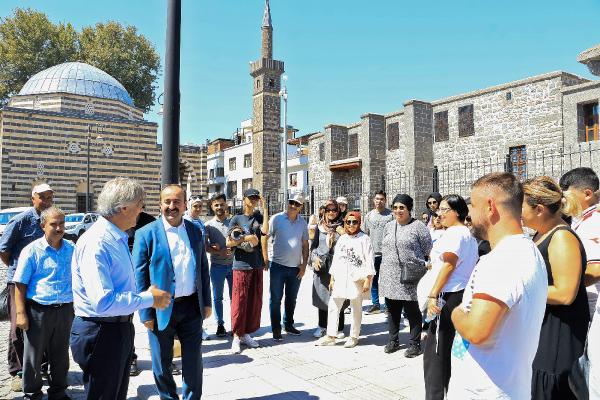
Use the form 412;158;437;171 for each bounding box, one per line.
568;337;590;399
0;284;9;321
395;221;426;284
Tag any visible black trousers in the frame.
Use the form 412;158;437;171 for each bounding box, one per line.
70;317;134;400
423;290;464;400
318;300;348;332
385;298;421;347
22;301;73;400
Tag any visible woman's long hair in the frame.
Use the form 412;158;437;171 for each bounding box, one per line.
523;176;581;218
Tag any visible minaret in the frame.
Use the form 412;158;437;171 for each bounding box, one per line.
250;0;285;199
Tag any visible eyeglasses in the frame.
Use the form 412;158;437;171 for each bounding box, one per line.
392;205;407;210
345;220;359;226
427;200;438;205
438;207;453;214
325;208;338;212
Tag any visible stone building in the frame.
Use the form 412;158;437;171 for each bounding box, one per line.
0;62;206;215
250;0;284;198
309;46;600;210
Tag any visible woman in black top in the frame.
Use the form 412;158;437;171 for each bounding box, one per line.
522;176;589;399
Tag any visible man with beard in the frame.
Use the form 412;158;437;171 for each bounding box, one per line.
133;184;211;400
447;172;547;399
205;193;233;337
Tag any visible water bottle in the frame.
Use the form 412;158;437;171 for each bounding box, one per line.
425;296;446;323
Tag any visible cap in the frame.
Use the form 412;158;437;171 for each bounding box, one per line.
289;193;305;204
189;195;203;205
32;183;53;196
243;188;260;198
336;196;348;205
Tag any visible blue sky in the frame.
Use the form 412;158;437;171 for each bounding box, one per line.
2;0;600;145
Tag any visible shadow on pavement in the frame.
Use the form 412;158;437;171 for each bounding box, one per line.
204;353;253;368
239;391;320;400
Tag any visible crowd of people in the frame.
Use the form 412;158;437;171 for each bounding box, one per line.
1;166;599;399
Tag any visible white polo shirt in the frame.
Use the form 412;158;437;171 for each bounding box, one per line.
572;204;600;317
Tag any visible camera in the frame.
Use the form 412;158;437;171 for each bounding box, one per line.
230;227;245;241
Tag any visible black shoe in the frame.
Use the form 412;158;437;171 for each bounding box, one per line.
384;342;400;354
365;304;381;314
216;324;227;337
129;359;141;377
284;326;301;336
41;364;49;380
273;330;283;341
404;344;422;358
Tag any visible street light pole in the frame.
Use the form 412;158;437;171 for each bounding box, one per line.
280;75;288;203
161;0;182;186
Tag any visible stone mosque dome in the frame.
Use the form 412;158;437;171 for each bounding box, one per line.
18;61;134;106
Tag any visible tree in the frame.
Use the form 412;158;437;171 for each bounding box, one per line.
79;22;160;112
0;8;160;112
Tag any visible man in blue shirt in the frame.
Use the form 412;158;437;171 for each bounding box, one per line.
13;206;74;400
70;177;171;400
0;182;54;392
263;193;309;341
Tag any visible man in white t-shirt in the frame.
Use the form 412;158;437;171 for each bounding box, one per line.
447;172;548;399
560;167;600;317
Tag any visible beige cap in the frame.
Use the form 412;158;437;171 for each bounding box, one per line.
32;183;53;196
336;196;348;205
289;193;305;204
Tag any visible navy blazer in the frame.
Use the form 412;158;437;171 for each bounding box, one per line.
133;218;211;331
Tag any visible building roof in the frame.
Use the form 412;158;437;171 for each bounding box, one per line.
262;0;272;28
18;62;134;106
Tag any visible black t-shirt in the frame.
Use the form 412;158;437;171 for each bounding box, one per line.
230;211;264;270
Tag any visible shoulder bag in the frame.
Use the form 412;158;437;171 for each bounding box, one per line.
395;220;426;284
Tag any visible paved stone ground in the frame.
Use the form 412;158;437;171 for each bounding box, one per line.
0;269;426;399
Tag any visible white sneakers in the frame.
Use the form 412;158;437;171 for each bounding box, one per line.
344;337;358;348
231;336;241;354
231;334;260;353
336;331;345;339
312;327;326;338
315;336;336;346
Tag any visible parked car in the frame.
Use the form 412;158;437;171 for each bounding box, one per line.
0;207;31;237
65;212;99;241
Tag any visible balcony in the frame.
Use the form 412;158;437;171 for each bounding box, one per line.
329;157;362;171
207;176;225;185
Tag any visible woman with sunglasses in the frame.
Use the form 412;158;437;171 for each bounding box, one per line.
315;211;375;348
423;194;478;400
309;199;348;338
380;194;432;357
425;193;442;227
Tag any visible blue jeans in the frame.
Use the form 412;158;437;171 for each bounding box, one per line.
209;264;233;326
371;255;382;306
269;261;301;332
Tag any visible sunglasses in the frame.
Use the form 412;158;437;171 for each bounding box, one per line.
427;200;438;205
288;201;301;207
325;208;338;212
248;195;259;200
345;220;359;226
392;205;407;210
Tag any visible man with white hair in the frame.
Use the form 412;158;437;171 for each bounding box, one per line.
0;182;54;392
70;177;171;399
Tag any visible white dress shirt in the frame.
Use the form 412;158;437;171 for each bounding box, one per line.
162;216;196;298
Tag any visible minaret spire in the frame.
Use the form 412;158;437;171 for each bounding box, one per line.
261;0;273;59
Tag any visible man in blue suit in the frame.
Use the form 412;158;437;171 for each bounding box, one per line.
133;184;212;400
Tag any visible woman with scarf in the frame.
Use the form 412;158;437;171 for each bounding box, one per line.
315;211;375;348
309;199;348;338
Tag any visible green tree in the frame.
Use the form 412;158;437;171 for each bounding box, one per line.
0;8;160;112
0;9;78;104
79;22;160;112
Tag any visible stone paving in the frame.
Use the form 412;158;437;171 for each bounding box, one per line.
0;269;426;399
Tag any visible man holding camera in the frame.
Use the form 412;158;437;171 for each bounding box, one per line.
226;188;268;354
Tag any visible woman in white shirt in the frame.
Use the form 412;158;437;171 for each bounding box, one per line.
316;211;375;348
423;194;478;400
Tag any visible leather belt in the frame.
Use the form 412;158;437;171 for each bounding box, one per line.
80;314;133;323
